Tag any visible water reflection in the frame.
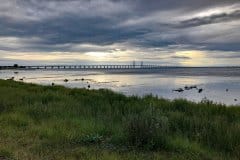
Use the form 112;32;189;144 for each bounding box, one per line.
0;70;239;106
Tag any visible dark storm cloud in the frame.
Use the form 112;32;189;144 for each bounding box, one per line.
0;16;151;52
113;0;238;12
0;0;239;54
177;10;240;28
201;43;240;51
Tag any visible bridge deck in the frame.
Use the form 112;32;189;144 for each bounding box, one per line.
1;65;162;70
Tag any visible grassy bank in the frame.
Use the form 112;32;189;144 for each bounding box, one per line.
0;79;240;160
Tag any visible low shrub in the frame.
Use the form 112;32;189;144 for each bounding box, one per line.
124;108;169;150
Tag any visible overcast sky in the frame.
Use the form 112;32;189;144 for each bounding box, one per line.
0;0;240;66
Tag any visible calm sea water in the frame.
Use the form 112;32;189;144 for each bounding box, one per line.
0;68;240;106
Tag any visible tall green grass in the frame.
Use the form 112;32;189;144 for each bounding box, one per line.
0;79;239;159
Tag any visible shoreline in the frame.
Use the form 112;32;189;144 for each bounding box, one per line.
1;70;240;106
3;79;240;107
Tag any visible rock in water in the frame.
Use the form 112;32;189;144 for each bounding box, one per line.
173;88;184;92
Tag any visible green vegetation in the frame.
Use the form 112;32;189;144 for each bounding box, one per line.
0;79;240;160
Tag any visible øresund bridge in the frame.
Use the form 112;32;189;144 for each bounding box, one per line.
0;64;162;70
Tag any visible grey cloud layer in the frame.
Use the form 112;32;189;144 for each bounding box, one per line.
0;0;240;54
178;10;240;28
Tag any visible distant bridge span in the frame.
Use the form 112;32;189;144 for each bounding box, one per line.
1;64;162;70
